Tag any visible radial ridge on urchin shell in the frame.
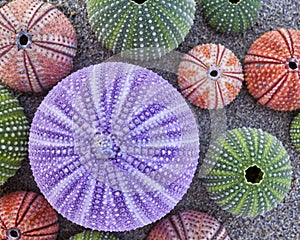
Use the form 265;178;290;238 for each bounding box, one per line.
0;191;59;240
0;85;29;186
178;43;243;109
203;127;292;217
29;62;200;231
201;0;261;33
147;210;230;240
0;0;77;93
244;28;300;111
69;230;118;240
290;113;300;151
85;0;196;60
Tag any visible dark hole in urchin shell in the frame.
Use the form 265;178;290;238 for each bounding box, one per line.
288;61;298;70
132;0;147;4
245;165;264;184
229;0;240;3
19;34;29;46
6;228;21;240
210;70;219;77
16;30;32;50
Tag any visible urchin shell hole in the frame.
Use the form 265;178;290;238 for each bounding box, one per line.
229;0;240;3
245;165;264;184
19;34;29;46
288;61;298;70
16;30;32;50
210;70;219;77
208;66;222;80
6;228;21;240
131;0;147;4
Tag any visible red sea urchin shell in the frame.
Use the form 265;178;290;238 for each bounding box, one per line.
244;28;300;111
147;210;230;240
178;43;243;109
0;0;77;93
0;191;59;240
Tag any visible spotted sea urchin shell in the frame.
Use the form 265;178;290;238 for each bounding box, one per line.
69;230;118;240
290;113;300;151
0;85;29;185
147;210;230;240
29;62;200;231
201;0;261;33
244;28;300;111
203;127;292;217
178;43;243;109
86;0;196;60
0;191;59;240
0;0;77;92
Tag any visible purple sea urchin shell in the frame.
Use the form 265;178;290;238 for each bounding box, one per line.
29;62;199;231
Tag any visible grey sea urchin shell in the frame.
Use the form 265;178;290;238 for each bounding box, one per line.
29;62;199;231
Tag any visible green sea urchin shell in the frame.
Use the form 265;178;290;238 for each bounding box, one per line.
290;113;300;151
69;230;118;240
85;0;196;60
0;85;29;185
203;127;292;217
201;0;261;33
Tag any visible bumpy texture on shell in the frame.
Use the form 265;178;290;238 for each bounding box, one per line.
0;85;29;185
290;113;300;151
201;0;261;33
0;191;59;240
29;62;200;231
86;0;195;60
147;210;230;240
178;43;243;109
69;230;118;240
203;127;292;217
244;28;300;111
0;0;77;92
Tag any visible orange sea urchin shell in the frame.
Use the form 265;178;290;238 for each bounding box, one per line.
0;0;77;93
147;210;230;240
178;43;243;109
244;28;300;111
0;191;59;240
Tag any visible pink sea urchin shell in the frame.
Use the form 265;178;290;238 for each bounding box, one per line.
147;210;230;240
29;62;200;231
244;28;300;111
0;0;77;93
0;191;59;240
178;43;243;109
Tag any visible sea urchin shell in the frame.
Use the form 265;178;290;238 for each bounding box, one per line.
0;85;29;186
0;191;59;240
86;0;196;60
0;0;77;92
201;0;261;33
69;230;118;240
178;43;243;109
244;28;300;111
147;210;230;240
29;62;200;231
290;113;300;151
203;127;292;217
